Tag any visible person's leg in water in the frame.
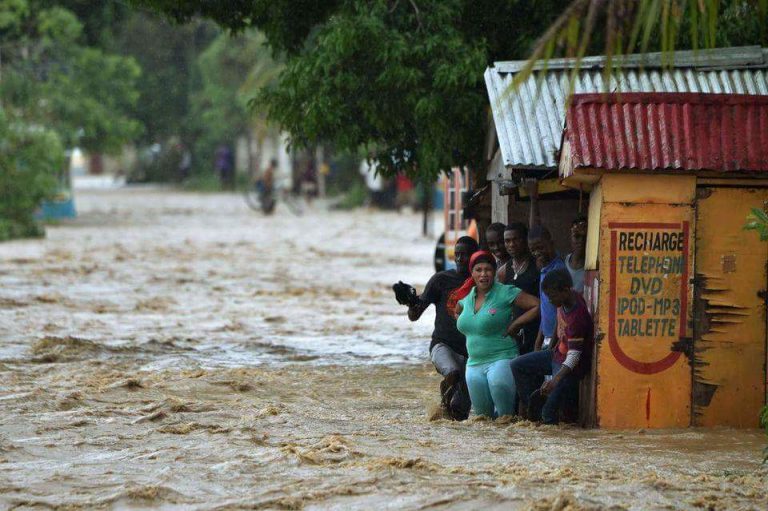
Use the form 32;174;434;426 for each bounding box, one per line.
486;359;517;417
465;362;495;418
510;350;552;419
541;360;579;425
429;343;470;420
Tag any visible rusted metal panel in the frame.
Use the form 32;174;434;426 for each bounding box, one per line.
693;187;768;427
485;47;768;170
596;174;695;428
564;93;768;174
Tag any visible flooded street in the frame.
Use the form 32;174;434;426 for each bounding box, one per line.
1;188;766;510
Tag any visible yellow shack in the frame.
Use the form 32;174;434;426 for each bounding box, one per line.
559;92;768;429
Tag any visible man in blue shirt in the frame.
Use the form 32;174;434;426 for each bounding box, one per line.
528;225;566;351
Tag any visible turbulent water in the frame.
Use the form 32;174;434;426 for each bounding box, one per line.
0;188;765;510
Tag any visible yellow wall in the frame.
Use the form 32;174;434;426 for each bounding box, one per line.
694;187;768;427
585;182;601;271
595;174;696;429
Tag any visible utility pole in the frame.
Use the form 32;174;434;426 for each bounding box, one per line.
422;178;434;238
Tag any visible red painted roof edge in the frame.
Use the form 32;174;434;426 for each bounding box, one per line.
569;92;768;106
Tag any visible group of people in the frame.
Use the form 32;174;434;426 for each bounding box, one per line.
396;191;593;424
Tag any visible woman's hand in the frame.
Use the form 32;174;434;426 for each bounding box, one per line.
506;319;523;338
511;291;540;328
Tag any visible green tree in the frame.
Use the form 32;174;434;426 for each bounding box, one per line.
189;30;281;174
132;0;571;179
0;0;142;239
114;12;217;145
1;2;142;152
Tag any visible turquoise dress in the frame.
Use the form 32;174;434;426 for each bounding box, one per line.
457;281;522;366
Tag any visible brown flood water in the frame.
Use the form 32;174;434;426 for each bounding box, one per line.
0;188;766;510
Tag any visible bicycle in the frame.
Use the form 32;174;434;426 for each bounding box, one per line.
243;179;304;216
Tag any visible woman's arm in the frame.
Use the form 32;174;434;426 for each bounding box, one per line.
506;291;540;336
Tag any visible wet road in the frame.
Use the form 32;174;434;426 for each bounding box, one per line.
0;188;765;510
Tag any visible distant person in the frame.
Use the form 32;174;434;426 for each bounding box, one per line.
260;159;276;194
301;161;317;202
394;237;479;420
566;215;587;293
485;222;510;267
452;251;539;419
178;143;192;181
497;222;540;354
511;269;593;424
395;173;415;211
215;144;235;189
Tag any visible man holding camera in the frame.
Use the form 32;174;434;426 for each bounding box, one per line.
393;236;478;420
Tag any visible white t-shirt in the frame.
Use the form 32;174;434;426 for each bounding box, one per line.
565;253;585;293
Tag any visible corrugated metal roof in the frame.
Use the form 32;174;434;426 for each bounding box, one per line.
562;93;768;174
485;46;768;170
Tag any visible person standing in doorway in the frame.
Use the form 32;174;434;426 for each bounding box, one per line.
565;216;588;293
511;269;593;424
528;225;566;351
485;222;510;268
497;222;540;354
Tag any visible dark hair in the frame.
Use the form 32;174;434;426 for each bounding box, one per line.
486;222;506;237
528;225;552;243
572;214;588;227
270;158;278;167
505;221;528;238
455;236;479;254
541;268;573;292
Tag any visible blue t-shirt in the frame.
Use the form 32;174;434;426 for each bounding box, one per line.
456;282;522;366
540;255;566;338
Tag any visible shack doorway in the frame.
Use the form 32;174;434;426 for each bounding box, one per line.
693;186;768;427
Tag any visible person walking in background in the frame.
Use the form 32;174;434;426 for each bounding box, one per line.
396;237;479;420
453;251;539;419
395;173;416;211
511;269;593;424
497;222;540;355
215;144;235;190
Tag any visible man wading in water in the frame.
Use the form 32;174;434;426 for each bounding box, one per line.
394;237;478;420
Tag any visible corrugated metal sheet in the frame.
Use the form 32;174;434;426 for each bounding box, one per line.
485;47;768;170
563;93;768;173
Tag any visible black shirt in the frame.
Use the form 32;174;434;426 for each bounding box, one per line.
501;256;540;354
419;269;468;357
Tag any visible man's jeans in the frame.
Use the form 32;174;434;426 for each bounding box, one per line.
510;350;578;424
430;343;471;419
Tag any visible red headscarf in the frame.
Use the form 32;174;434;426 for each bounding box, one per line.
446;251;497;316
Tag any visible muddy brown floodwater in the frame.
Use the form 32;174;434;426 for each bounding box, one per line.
0;188;766;510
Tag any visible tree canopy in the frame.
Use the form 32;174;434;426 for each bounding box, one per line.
1;0;142;152
132;0;572;178
0;0;142;239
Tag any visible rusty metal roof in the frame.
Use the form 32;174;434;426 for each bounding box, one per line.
485;46;768;171
562;93;768;174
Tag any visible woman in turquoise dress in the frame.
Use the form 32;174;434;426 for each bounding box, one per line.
453;251;540;418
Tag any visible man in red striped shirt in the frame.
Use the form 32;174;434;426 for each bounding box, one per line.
511;269;593;424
